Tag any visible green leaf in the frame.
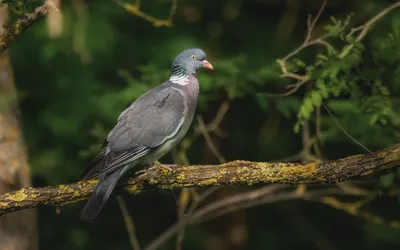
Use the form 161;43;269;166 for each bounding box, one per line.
316;79;329;98
380;173;395;189
275;97;301;118
331;87;341;97
293;59;306;67
369;114;379;125
311;91;322;106
304;98;314;112
299;104;312;120
379;117;388;125
256;94;270;111
327;45;337;56
339;44;354;58
317;54;328;61
329;64;341;79
321;69;330;78
293;122;300;134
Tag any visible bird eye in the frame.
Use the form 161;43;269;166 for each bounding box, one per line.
191;55;196;59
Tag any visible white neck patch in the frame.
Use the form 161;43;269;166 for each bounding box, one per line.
170;75;189;85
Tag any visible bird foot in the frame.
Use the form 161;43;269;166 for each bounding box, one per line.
151;161;174;173
135;169;147;176
135;161;174;175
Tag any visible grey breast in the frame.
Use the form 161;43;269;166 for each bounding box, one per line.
140;78;200;163
98;82;187;171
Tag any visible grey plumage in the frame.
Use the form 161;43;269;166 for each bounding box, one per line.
80;48;213;221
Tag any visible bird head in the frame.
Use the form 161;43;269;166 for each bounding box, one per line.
171;48;213;76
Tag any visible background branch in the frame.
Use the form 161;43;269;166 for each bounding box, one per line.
117;196;141;250
275;0;400;96
0;1;59;52
113;0;178;27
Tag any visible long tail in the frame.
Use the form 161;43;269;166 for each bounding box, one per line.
80;168;125;221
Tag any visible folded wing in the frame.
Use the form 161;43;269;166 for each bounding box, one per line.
82;83;186;179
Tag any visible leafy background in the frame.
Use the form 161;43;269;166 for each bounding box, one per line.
5;0;400;249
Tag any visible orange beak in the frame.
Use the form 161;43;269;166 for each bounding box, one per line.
202;60;213;70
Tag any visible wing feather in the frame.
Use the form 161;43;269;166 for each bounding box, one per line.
82;82;186;179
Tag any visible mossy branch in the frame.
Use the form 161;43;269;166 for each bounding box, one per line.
0;144;399;216
0;1;59;52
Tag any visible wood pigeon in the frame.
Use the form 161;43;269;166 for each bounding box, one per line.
80;48;213;221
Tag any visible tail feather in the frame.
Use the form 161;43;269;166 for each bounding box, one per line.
81;151;107;180
81;139;108;180
80;168;124;221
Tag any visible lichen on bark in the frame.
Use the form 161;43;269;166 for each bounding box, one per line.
0;144;399;216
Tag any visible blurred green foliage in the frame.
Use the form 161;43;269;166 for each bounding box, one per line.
5;0;400;249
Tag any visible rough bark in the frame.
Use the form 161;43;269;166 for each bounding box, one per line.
0;8;38;249
0;1;58;248
0;0;58;52
46;0;63;38
0;143;399;216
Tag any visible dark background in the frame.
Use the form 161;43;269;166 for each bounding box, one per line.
5;0;400;249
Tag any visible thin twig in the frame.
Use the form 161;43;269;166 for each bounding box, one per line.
146;187;348;249
336;182;369;196
270;71;310;97
175;102;230;249
113;0;179;27
0;0;59;52
145;187;220;250
174;188;219;249
205;100;230;135
277;59;310;80
338;1;400;59
276;0;400;96
315;105;322;154
348;1;400;41
316;195;400;228
117;196;141;250
302;120;312;156
172;139;191;249
173;100;230;250
175;189;188;250
170;99;231;249
196;116;227;164
168;0;179;22
145;179;399;249
280;0;329;62
322;102;371;153
181;99;231;151
192;185;286;223
286;210;337;250
305;0;328;42
174;143;190;250
199;187;400;230
275;1;329;96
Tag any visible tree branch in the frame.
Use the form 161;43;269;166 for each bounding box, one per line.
350;1;400;41
144;186;341;250
0;144;399;216
113;0;179;27
275;0;400;96
0;1;59;52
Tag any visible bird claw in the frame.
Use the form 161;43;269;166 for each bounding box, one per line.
135;162;174;175
159;165;173;172
152;161;173;173
135;169;147;176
